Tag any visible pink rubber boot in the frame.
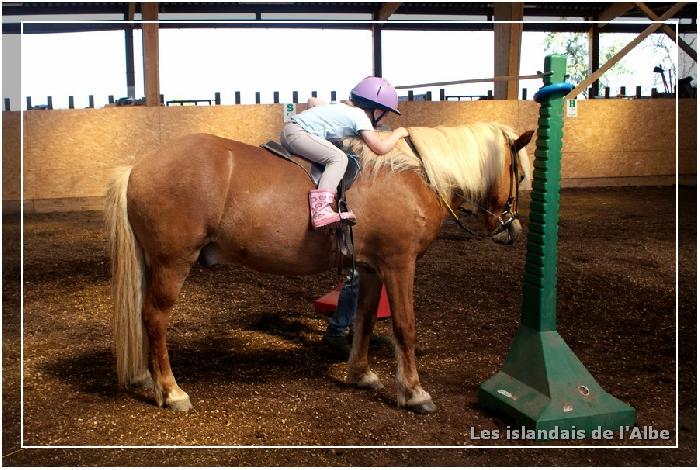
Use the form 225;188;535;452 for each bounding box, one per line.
309;190;341;229
309;190;356;229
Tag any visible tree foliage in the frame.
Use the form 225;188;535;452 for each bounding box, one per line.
544;32;631;96
544;32;589;88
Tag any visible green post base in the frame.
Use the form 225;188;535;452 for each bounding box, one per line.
479;326;636;437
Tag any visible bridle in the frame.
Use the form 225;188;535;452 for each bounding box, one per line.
410;132;522;239
475;133;521;237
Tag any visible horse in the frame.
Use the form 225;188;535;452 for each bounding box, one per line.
105;123;534;413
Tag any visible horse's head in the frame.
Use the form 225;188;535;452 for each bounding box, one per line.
478;129;534;245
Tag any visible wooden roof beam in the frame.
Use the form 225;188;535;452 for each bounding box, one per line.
635;2;696;61
494;2;524;100
142;2;160;107
375;3;401;22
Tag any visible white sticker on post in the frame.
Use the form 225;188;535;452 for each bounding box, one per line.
566;99;578;118
284;103;295;122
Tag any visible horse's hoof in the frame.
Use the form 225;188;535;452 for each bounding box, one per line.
166;397;193;412
129;372;154;390
359;377;384;391
164;386;192;412
407;399;437;414
349;371;384;391
399;386;435;413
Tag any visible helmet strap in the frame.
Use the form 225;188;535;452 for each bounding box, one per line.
371;109;388;128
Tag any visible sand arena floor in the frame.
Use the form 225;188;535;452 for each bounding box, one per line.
2;186;695;466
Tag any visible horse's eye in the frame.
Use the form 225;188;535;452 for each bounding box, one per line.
519;174;525;183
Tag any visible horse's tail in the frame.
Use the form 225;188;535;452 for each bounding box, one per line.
104;166;149;388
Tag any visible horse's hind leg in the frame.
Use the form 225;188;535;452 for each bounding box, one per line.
347;265;384;391
383;264;436;413
143;260;193;411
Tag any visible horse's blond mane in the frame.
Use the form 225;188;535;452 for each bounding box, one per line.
343;123;529;202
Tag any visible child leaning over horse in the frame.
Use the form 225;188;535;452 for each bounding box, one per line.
281;76;408;229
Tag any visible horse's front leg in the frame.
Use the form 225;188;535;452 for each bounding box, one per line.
383;263;436;413
347;265;384;391
143;262;193;411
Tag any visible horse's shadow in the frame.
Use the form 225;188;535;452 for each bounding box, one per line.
40;310;394;401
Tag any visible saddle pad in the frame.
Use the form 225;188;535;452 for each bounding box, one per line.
261;140;361;189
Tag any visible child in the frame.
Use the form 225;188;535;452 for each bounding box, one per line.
280;76;408;229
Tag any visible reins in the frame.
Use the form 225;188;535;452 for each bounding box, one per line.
436;187;491;239
406;132;521;240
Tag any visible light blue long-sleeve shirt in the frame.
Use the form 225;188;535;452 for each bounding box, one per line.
292;102;373;140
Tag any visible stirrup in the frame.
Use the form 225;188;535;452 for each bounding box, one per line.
339;210;357;226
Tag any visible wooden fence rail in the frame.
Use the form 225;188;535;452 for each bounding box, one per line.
4;85;686;111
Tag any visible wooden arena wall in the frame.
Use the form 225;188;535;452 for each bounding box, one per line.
2;99;696;213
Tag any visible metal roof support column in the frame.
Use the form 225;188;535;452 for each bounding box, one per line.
142;2;160;107
494;2;523;100
588;22;600;98
372;24;383;77
372;3;400;78
124;3;136;99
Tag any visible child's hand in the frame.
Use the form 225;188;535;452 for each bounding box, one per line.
361;127;409;155
307;96;327;108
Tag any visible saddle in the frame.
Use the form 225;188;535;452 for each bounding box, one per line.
260;140;361;190
260;140;359;272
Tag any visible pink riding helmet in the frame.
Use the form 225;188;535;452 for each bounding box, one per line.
350;76;401;115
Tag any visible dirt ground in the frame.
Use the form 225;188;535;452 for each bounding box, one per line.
2;186;696;466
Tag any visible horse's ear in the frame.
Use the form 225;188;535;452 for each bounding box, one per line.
513;130;535;152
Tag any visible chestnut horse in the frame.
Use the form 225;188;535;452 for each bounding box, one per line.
105;124;533;413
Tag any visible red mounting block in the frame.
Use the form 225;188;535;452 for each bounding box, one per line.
314;284;392;319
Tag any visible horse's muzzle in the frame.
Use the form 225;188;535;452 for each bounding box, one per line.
492;219;522;245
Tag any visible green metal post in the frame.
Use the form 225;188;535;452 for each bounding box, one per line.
478;55;636;438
